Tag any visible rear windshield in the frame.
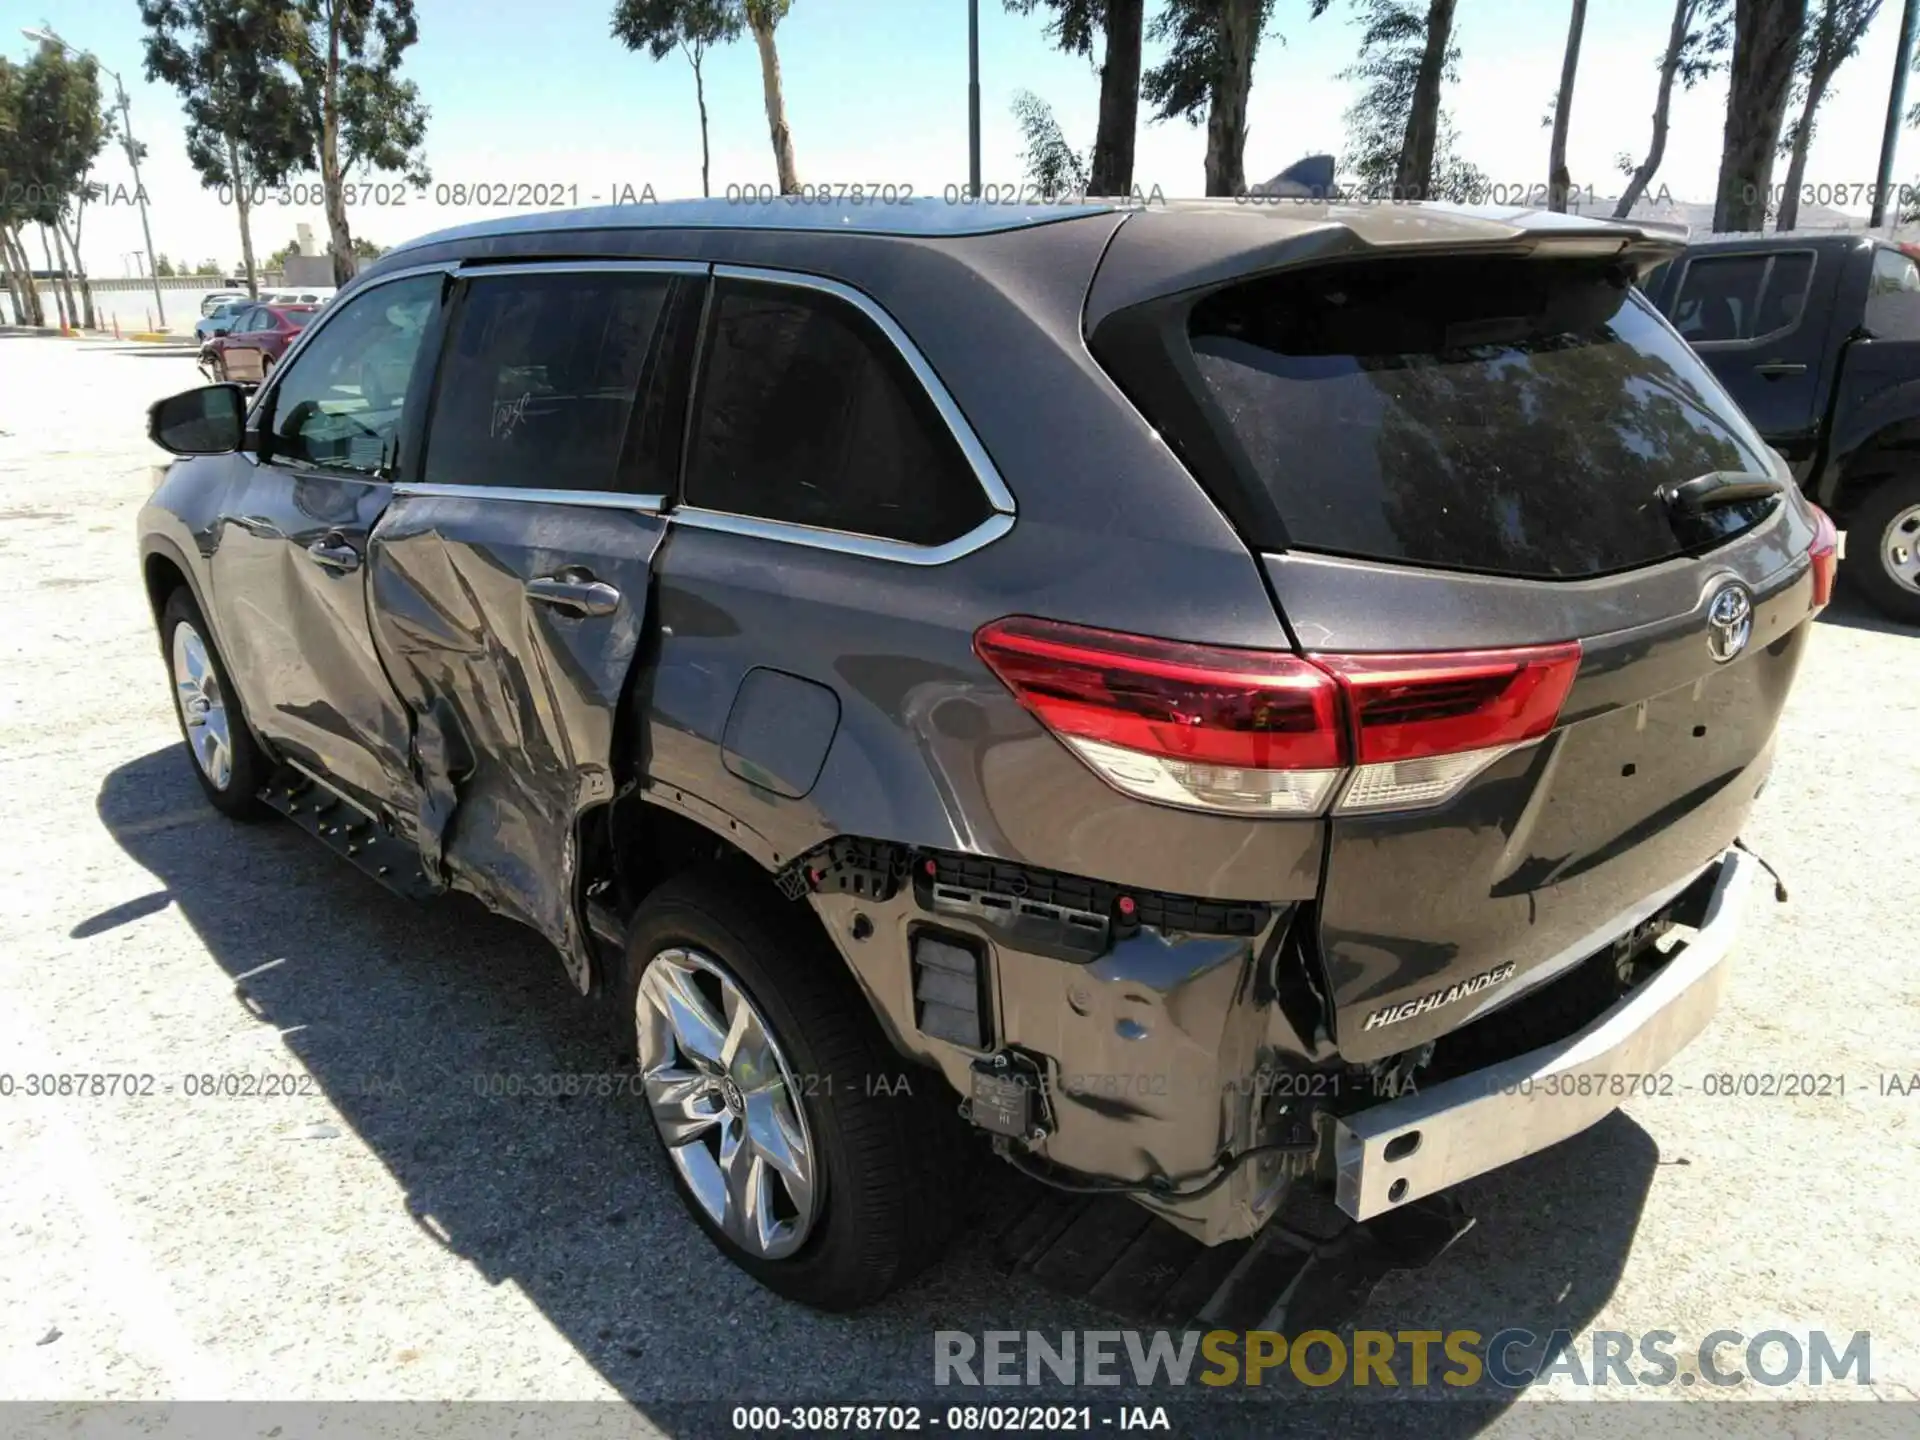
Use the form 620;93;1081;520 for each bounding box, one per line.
285;309;317;328
1186;256;1775;578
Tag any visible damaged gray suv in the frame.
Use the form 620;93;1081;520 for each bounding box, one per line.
139;197;1834;1312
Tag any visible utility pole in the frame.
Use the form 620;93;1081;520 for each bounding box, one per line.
23;28;166;328
968;0;982;200
1872;0;1920;229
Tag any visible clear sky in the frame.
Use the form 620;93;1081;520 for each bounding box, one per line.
9;0;1920;277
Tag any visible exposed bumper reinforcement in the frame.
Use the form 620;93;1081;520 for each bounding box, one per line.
1332;847;1754;1221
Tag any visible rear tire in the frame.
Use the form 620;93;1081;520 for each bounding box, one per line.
1849;473;1920;625
619;866;967;1310
160;588;271;820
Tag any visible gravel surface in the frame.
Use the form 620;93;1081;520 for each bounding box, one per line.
1;334;1915;1436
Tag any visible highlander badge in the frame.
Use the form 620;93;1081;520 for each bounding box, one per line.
1363;962;1517;1032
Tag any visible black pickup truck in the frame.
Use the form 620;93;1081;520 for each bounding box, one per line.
1642;233;1920;622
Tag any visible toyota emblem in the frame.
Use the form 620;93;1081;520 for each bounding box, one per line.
1705;581;1753;663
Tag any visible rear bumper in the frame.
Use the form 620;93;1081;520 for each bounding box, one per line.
1331;846;1754;1220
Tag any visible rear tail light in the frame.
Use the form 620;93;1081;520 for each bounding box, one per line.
1313;645;1583;814
1808;504;1839;611
970;617;1344;815
975;617;1582;819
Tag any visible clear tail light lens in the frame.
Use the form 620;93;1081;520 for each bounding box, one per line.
1808;504;1839;611
975;617;1584;819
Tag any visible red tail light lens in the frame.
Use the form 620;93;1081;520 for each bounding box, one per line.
975;617;1584;818
973;617;1345;815
1312;644;1585;764
1808;504;1839;610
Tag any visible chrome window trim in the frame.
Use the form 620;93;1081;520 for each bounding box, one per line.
391;482;666;514
671;505;1015;567
247;260;458;424
685;264;1018;562
456;258;710;280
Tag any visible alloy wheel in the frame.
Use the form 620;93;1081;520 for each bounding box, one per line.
1882;503;1920;595
635;947;819;1260
171;620;234;790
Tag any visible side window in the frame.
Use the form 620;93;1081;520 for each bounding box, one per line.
266;273;441;475
1753;252;1813;337
683;278;993;547
1672;254;1768;342
422;271;671;493
1865;247;1920;340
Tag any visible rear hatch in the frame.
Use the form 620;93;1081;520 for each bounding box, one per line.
1088;211;1831;1062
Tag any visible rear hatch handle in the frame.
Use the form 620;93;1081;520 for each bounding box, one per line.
1657;470;1785;515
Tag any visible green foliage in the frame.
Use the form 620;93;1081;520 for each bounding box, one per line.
286;0;432;187
1779;0;1880;157
1;41;112;229
351;234;384;258
1003;0;1104;60
139;0;309;194
1142;0;1325;126
154;253;178;276
1336;0;1483;199
195;258;224;274
611;0;743;59
1010;90;1089;194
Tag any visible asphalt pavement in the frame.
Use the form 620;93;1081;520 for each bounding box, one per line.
0;334;1915;1437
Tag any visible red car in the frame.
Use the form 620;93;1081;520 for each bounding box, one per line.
200;304;318;385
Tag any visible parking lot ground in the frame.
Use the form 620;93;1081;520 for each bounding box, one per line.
1;336;1917;1437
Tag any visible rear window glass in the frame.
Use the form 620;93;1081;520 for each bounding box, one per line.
1672;251;1813;342
285;309;316;328
1186;256;1775;579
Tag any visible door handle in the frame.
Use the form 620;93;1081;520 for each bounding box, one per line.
526;574;621;617
306;538;361;572
1754;361;1808;378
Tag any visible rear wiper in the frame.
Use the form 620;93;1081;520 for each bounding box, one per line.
1657;470;1784;515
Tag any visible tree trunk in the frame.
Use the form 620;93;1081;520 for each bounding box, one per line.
229;135;261;298
54;220;96;329
1204;0;1262;197
0;230;23;325
321;3;357;284
1090;0;1145;197
51;229;81;329
692;50;711;198
1712;0;1810;232
1616;0;1695;217
1397;0;1459;199
1775;66;1835;229
747;8;800;194
6;228;42;326
1547;0;1589;210
20;230;45;326
39;228;71;330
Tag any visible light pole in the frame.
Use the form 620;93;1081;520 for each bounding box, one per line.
1871;0;1920;231
24;27;166;329
968;0;981;201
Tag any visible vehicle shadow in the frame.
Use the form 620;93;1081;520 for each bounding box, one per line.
93;743;1656;1434
1817;584;1918;637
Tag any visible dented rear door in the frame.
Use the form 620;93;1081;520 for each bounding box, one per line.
365;261;705;986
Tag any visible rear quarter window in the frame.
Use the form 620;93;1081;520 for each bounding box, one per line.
1183;255;1776;578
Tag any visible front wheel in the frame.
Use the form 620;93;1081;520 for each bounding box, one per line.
161;589;270;820
1850;474;1920;625
619;868;966;1310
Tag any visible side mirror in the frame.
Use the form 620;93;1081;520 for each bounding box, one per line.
148;384;245;456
